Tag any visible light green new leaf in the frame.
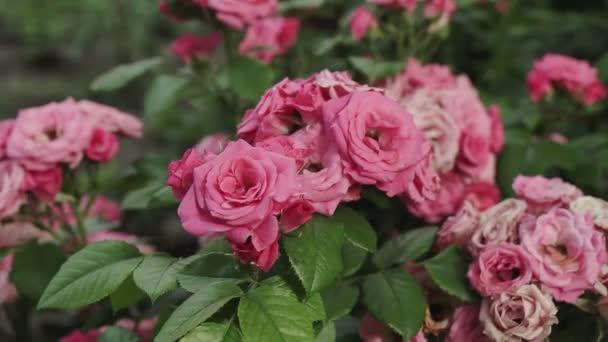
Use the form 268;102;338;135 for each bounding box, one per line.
423;246;477;302
91;57;162;92
373;226;437;269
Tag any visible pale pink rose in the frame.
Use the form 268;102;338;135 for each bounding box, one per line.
0;222;51;248
88;231;155;255
512;175;582;213
487;105;504;153
350;7;377;41
25;166;63;202
367;0;418;11
406;172;464;223
77;100;142;138
280;199;314;232
519;209;607;302
446;305;490;342
570;196;608;230
0;255;17;304
313;69;384;99
239;17;299;64
86;196;122;223
116;317;158;342
468;243;533;296
480;284;558;342
548;132;568;145
0;161;26;219
323;91;430;197
436;201;480;250
527;53;607;105
469;199;527;255
171;32;221;63
166;148;206;200
474;154;496;184
195;133;230;154
7;99;95;170
384;58;457;98
230;235;279;272
85;128;119;162
405;154;440;205
358;313;394;342
0;119;14;159
208;0;277;29
178;140;296;253
461;182;500;212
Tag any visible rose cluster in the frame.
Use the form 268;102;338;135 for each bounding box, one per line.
168;70;438;271
162;0;300;64
383;58;503;222
527;53;607;106
437;175;608;341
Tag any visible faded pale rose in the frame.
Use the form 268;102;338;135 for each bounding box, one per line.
469;199;527;255
569;196;608;230
480;284;558;342
436;201;480;250
77;100;143;138
513;175;582;213
195;133;230;155
0;161;26;219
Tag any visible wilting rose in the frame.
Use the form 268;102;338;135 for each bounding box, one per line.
446;305;490;342
239;17;300;64
469;199;527;255
166;148;206;200
231;236;279;272
350;7;377;41
86;128;119;162
25;166;63;202
77;100;143;138
0;161;26;219
519;209;607;302
512;175;582;214
0;119;14;159
436;201;480;250
570;196;608;230
322;91;431;197
480;284;558;342
171;32;221;63
195;133;230;155
468;243;533;296
208;0;278;29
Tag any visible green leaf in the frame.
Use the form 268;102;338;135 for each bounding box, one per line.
283;215;345;295
38;241;142;309
122;183;164;210
373;227;437;269
341;241;368;277
10;242;66;300
177;253;245;292
144;75;189;117
227;57;274;101
551;304;603;342
91;57;162;92
349;57;404;83
238;277;315;342
335;316;360;342
148;187;178;208
280;0;324;11
321;282;359;321
99;326;140;342
315;322;336;342
110;275;146;312
362;269;426;339
303;292;326;322
154;281;243;342
180;322;241;342
333;207;377;252
423;246;477;302
134;254;188;302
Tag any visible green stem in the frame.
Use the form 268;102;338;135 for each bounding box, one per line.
70;201;88;247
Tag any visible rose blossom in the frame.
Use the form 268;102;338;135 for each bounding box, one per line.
239;17;300;64
77;100;143;138
461;182;500;211
424;0;457;19
178;140;296;253
406;172;465;223
88;231;155;255
0;161;26;219
0;119;14;159
519;208;607;302
469;199;527;255
406;153;440;204
570;196;608;230
350;7;377;41
208;0;278;29
195;133;230;154
280;199;314;232
231;236;279;272
468;243;533;296
167;148;206;200
512;175;582;213
487;105;504;153
480;284;558;342
86;128;119;162
446;305;490;342
171;32;221;63
25;166;63;202
385;59;457;98
322;91;432;197
86;196;122;223
436;201;480;250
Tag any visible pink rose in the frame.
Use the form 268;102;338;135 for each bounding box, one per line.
178;140;296;253
436;201;480;250
0;161;26;219
0;256;17;304
367;0;418;11
86;196;122;223
88;231;155;255
456;132;491;177
171;32;221;63
350;7;377;41
468;243;533;296
461;182;500;212
406;172;464;223
424;0;457;19
25;166;63;202
77;100;143;138
280;199;314;232
512;175;582;213
86;128;119;162
519;208;607;302
487;105;504;153
0;119;14;159
405;154;440;205
116;317;158;342
239;17;300;64
469;199;527;255
385;58;457;97
7;99;95;170
0;222;50;249
166;148;206;200
208;0;278;29
446;305;490;342
322;91;430;197
195;133;230;154
231;236;279;272
480;284;558;342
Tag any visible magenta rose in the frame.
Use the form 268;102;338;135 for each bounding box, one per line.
446;305;490;342
171;32;221;63
195;133;230;155
0;119;14;159
468;243;533;296
0;161;26;219
480;284;558;342
178;140;296;253
208;0;277;29
322;91;430;197
239;17;300;64
86;128;119;162
350;7;377;41
469;199;527;255
280;199;314;233
519;208;607;302
25;166;63;202
436;201;480;250
512;175;582;214
166;148;207;200
77;100;143;138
